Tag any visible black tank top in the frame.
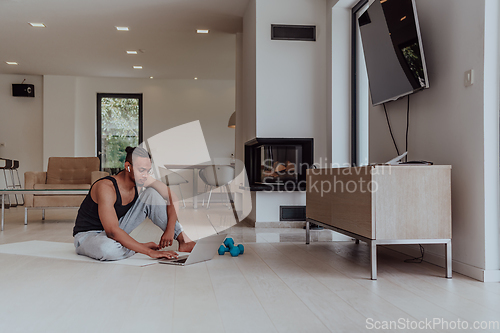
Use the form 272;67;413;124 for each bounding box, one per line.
73;175;139;236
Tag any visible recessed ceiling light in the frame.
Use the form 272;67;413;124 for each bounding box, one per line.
133;66;143;69
194;77;198;80
126;50;138;54
6;62;18;65
29;22;46;28
116;26;129;31
197;29;209;34
150;76;154;79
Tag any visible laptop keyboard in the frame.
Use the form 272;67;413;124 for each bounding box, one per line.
172;258;187;263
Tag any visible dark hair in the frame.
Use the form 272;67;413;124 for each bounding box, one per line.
125;146;151;165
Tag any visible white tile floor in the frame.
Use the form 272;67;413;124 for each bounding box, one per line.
0;205;499;333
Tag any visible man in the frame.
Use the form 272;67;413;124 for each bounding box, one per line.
73;146;195;261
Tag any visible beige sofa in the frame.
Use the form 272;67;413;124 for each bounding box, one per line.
24;157;108;222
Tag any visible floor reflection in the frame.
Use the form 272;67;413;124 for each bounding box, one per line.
177;203;338;244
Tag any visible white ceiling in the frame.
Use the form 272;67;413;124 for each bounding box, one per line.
0;0;249;79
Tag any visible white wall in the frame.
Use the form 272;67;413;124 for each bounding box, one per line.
41;75;236;201
237;0;257;223
482;0;500;281
328;0;353;166
72;76;236;160
368;0;500;281
235;32;244;162
239;0;329;224
255;0;327;163
0;74;43;185
255;191;305;223
238;0;257;156
43;76;77;168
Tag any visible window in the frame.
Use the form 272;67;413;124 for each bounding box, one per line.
97;93;143;174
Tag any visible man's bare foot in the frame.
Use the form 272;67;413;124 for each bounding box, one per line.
178;241;196;253
177;231;196;252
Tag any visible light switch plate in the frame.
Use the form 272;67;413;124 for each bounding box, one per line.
465;69;474;87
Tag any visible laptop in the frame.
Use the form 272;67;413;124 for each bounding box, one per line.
158;233;227;266
386;151;407;165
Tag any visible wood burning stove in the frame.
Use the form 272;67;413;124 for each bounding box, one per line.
245;138;313;191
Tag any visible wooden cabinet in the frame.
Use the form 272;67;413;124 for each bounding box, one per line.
306;165;452;280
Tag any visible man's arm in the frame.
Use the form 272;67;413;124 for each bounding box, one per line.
94;180;177;259
143;178;179;248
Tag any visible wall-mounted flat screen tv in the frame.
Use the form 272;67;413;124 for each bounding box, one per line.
358;0;429;106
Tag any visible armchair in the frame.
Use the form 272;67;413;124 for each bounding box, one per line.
24;157;108;223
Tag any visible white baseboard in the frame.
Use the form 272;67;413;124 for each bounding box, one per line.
386;244;499;282
254;221;306;228
483;269;500;282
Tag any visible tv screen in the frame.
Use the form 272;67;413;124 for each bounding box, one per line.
358;0;429;105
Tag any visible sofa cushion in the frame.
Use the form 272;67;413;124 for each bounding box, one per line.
34;184;90;190
46;157;100;184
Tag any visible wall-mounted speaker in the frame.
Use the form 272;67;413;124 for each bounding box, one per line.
12;84;35;97
271;24;316;41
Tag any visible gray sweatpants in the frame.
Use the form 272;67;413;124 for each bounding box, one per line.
74;187;184;261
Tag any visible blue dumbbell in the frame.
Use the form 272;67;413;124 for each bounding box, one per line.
224;238;234;248
229;246;240;257
220;238;244;257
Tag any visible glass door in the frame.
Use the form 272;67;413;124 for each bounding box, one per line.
97;93;143;174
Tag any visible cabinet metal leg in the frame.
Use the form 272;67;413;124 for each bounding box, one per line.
355;239;360;244
445;241;452;278
42;209;45;221
24;207;28;225
305;220;310;244
371;241;377;280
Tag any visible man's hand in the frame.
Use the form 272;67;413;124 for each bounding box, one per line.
142;242;159;250
159;229;175;249
147;249;178;260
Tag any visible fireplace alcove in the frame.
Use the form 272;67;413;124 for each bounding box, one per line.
244;138;313;191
